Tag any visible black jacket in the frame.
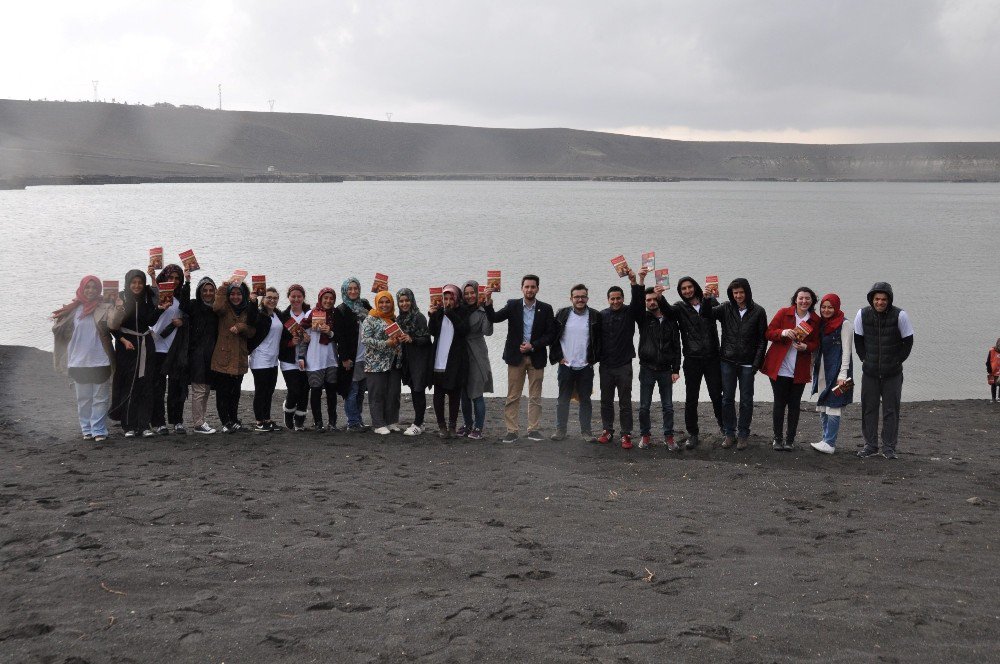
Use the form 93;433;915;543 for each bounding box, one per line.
855;282;913;379
485;298;557;369
550;306;602;366
333;301;369;393
636;300;681;373
710;278;767;370
273;305;311;365
179;277;219;385
599;284;643;369
428;306;470;390
671;277;720;359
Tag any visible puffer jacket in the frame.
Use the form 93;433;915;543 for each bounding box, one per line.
711;277;767;369
671;276;720;359
636;299;681;372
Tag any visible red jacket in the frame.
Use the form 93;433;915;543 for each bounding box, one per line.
761;306;820;384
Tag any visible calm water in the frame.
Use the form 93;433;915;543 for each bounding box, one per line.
2;181;997;401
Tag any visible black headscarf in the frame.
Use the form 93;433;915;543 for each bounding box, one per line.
227;283;249;316
122;269;154;306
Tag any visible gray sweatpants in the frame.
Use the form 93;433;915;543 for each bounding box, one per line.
367;368;402;429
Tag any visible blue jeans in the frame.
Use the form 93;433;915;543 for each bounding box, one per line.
820;412;842;447
75;380;111;437
461;389;486;430
555;364;594;433
346;379;367;427
720;361;755;438
638;365;674;436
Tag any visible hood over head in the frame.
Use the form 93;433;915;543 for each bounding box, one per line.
867;282;894;307
196;276;217;304
726;277;753;307
676;276;704;303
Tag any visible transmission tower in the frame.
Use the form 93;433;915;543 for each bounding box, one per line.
268;99;275;112
92;80;99;102
218;84;222;110
386;112;393;122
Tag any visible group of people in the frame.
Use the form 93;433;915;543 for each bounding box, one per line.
53;261;914;459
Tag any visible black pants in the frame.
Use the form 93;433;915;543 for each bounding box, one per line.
599;362;633;435
119;376;154;432
251;366;279;421
770;376;806;443
992;382;998;401
861;372;903;453
282;369;309;416
682;355;724;436
215;373;242;425
150;352;188;427
311;383;338;426
433;373;461;428
411;388;427;427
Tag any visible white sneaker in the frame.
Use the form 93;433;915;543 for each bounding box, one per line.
372;426;391;435
403;424;423;436
811;441;836;455
387;423;403;432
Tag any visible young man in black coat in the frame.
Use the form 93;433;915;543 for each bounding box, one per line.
634;268;682;451
597;270;643;449
549;284;602;442
485;274;557;443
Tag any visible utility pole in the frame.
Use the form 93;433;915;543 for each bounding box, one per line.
218;84;222;111
92;80;99;102
386;112;393;122
268;99;275;112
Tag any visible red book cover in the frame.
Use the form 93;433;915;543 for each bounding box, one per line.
429;287;443;309
251;275;267;296
384;321;402;339
229;269;248;285
157;281;175;307
641;251;656;271
371;272;389;293
610;255;630;278
704;275;720;298
478;284;488;305
148;247;164;270
102;280;119;302
283;317;303;336
179;249;200;272
486;270;502;292
310;309;326;328
794;320;814;341
832;377;854;396
655;268;670;288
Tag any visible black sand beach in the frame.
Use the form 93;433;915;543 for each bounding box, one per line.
1;345;998;662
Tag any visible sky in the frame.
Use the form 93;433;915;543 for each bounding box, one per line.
2;0;998;143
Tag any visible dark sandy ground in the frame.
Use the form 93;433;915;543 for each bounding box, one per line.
1;345;998;663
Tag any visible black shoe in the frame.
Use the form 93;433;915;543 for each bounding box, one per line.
785;440;798;451
284;411;295;429
230;421;244;432
294;414;306;431
857;447;880;459
500;432;519;443
526;430;544;441
772;438;786;451
550;430;567;441
685;434;700;450
882;449;898;460
314;423;325;432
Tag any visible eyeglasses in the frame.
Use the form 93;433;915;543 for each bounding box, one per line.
572;295;589;300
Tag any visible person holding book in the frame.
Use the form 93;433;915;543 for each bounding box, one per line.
396;288;433;436
761;287;821;451
550;284;602;442
335;277;372;432
854;282;914;460
459;280;494;441
710;278;767;450
810;293;854;454
485;274;556;443
52;275;115;442
108;269;164;438
989;338;1000;403
597;273;643;449
634;268;682;450
300;287;340;432
180;273;219;434
148;264;189;435
248;287;284;432
211;281;256;433
277;285;309;431
362;290;406;435
428;284;469;438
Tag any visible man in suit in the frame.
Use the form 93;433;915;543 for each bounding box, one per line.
485;274;557;442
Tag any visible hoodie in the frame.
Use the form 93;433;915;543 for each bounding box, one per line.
670;276;720;359
710;277;767;369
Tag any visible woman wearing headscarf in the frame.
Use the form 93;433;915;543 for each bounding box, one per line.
278;284;310;430
810;293;855;454
148;263;189;435
458;280;494;440
362;290;405;435
211;280;256;433
334;277;372;432
396;288;433;436
180;273;219;434
988;338;1000;404
109;269;164;437
428;284;470;438
761;286;821;451
52;275;115;442
248;287;284;431
300;286;340;432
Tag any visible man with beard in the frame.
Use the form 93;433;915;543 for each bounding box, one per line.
596;270;643;449
635;268;682;451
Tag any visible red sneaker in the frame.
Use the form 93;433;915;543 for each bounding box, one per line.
637;435;651;449
620;434;633;450
666;435;680;452
597;429;613;444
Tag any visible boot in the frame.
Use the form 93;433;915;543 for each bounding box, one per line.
283;409;295;429
294;414;306;431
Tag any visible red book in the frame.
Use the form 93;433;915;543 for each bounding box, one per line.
310;309;326;328
148;247;164;270
157;281;175;307
384;321;402;339
654;268;670;289
610;254;630;278
704;275;720;298
478;284;488;305
371;272;389;293
486;270;502;292
832;377;854;396
179;249;200;272
251;275;267;296
429;287;443;309
793;320;814;341
641;251;656;271
283;317;303;337
229;269;248;285
102;280;119;302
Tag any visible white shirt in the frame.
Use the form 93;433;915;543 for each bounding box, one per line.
778;312;809;378
250;314;283;370
68;307;109;368
561;310;590;368
303;317;339;372
434;315;455;371
853;309;914;337
279;310;307;372
151;298;181;353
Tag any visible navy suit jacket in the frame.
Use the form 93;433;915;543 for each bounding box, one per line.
485;298;556;369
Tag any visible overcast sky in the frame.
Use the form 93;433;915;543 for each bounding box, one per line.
3;0;998;143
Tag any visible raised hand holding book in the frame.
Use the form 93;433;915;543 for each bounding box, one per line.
641;251;656;271
179;249;200;272
486;270;501;292
610;255;630;278
149;247;164;270
371;273;389;294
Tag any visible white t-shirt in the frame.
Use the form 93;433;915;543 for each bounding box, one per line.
250;314;283;370
778;312;809;378
561;310;590;368
68;307;109;368
853;309;914;337
279;310;307;372
151;298;181;353
434;315;455;371
303;319;339;372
